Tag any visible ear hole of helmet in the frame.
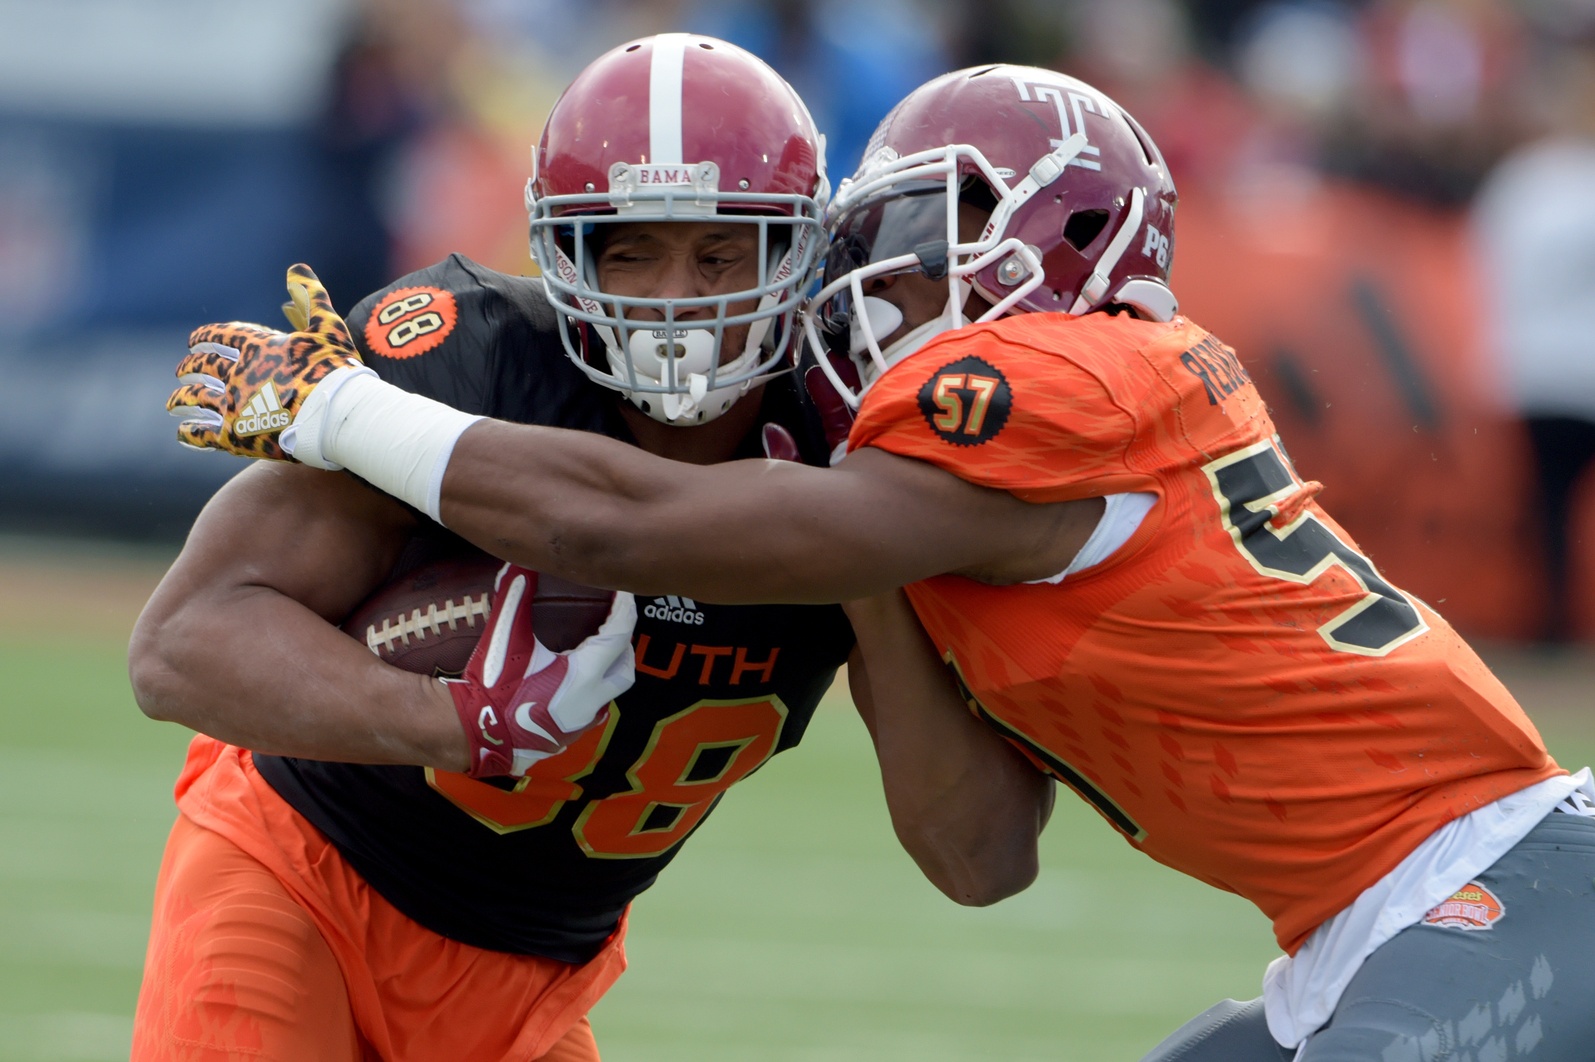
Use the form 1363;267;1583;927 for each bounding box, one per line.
1063;209;1109;251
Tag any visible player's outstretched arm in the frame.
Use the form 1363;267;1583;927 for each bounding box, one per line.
165;265;1099;603
127;463;470;769
845;591;1054;906
433;420;1100;603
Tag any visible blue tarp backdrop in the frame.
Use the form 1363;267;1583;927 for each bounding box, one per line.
0;117;327;538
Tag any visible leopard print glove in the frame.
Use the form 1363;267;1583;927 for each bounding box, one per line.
167;264;366;461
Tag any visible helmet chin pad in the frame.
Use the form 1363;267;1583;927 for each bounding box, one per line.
601;324;761;425
626;326;717;379
871;312;971;380
849;296;904;357
851;283;972;388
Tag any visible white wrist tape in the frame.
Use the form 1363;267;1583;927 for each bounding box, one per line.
313;371;482;522
282;364;377;472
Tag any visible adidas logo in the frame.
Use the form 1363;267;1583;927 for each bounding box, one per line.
235;381;292;436
643;595;705;625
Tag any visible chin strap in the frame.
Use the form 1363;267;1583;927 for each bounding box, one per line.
615;327;718;420
852;282;973;388
655;377;712;423
1069;186;1145;316
872;309;971;378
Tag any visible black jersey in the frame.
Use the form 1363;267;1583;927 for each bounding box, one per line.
254;255;854;962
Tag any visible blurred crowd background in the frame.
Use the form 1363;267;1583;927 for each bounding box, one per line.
3;0;1595;645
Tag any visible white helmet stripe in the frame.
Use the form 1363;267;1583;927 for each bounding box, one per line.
648;33;688;164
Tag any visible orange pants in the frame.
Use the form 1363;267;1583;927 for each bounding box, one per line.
133;738;628;1062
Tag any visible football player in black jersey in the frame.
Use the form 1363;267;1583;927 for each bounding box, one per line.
131;34;1049;1062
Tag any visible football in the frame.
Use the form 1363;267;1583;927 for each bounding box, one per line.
527;572;618;653
341;548;500;677
340;546;617;675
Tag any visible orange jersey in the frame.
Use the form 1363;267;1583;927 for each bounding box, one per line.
848;311;1562;953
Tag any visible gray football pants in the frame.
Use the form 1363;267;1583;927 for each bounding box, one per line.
1141;811;1595;1061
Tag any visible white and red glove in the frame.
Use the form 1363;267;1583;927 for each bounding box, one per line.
805;353;858;466
761;353;859;465
444;564;636;777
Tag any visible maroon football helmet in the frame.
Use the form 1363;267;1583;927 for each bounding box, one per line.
526;34;829;424
806;64;1178;406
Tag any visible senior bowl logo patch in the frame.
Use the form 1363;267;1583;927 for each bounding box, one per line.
364;286;458;360
1422;882;1504;931
917;356;1012;447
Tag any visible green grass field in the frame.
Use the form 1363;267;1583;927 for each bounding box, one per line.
1;538;1590;1061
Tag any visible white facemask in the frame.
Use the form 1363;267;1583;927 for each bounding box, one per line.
848;285;973;388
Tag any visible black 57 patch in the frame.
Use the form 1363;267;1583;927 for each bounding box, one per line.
917;356;1012;446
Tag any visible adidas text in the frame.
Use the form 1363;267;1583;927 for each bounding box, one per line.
236;409;291;435
644;596;705;625
236;383;292;437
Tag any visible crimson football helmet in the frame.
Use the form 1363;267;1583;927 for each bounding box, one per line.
526;34;829;424
806;64;1178;406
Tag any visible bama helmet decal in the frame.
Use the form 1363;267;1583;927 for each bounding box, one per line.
916;355;1013;447
364;286;459;360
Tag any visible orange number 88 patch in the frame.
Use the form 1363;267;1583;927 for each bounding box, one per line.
364;286;459;360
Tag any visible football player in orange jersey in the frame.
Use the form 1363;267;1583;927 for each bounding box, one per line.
168;65;1595;1059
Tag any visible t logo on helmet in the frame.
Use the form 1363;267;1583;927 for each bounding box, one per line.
1008;77;1105;172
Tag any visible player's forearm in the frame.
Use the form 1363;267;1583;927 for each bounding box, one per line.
435;421;648;580
883;733;1050;906
846;593;1050;905
130;589;469;769
436;421;913;603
